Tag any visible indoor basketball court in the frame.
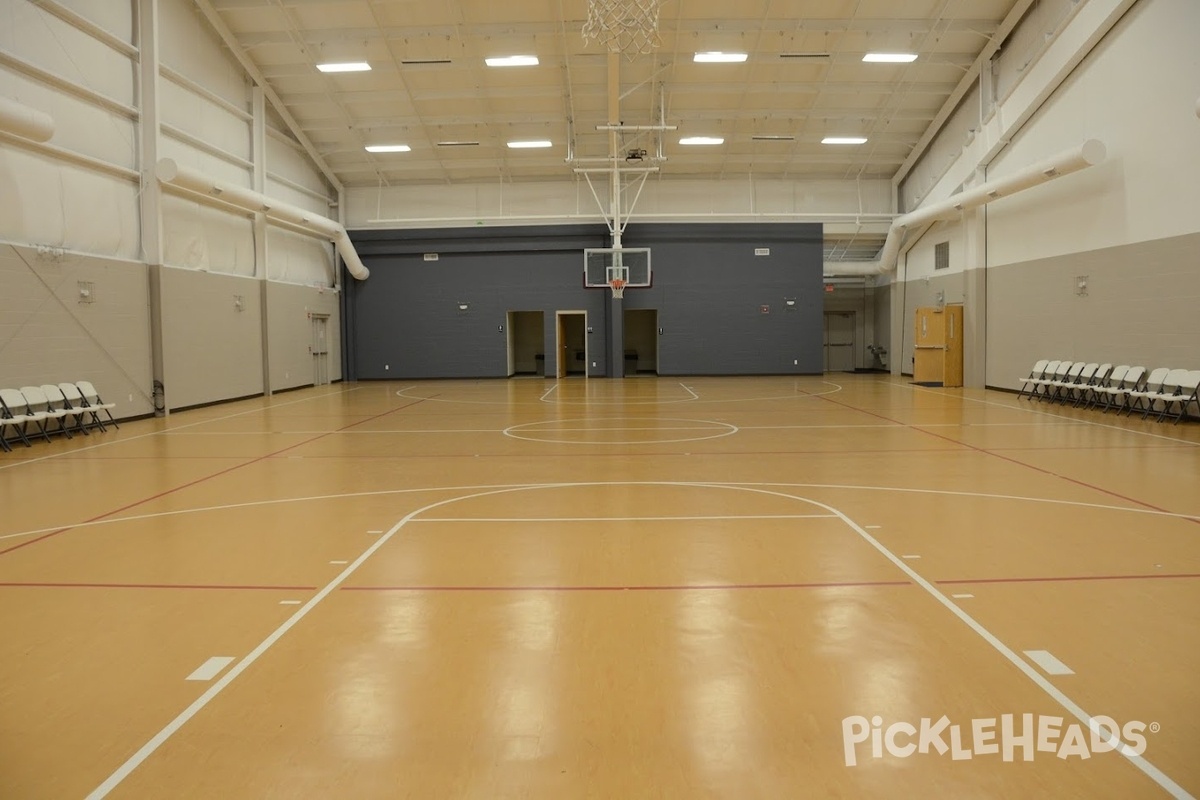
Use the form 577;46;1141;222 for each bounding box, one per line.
1;375;1197;798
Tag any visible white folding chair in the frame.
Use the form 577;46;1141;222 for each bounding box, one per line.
1144;369;1196;423
1016;359;1050;400
1;387;52;443
1026;360;1063;401
1073;363;1112;408
1107;366;1146;415
58;383;107;432
76;381;119;428
1046;362;1085;404
1087;365;1129;411
1169;371;1200;424
20;385;72;439
1062;363;1098;406
42;384;89;436
1124;368;1171;418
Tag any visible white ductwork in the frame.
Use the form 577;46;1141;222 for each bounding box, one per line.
0;96;55;142
824;139;1107;276
155;158;369;280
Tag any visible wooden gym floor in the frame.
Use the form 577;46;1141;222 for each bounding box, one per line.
1;374;1197;799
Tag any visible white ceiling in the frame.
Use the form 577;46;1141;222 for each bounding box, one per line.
207;0;1024;193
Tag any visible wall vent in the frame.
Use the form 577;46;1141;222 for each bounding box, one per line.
934;241;950;271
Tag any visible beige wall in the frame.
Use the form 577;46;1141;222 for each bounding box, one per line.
160;267;264;410
266;281;342;391
0;243;153;417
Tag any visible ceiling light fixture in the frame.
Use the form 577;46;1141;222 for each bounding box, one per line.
316;62;371;73
437;141;480;147
680;136;724;145
862;53;918;63
486;55;539;67
752;135;795;141
365;144;411;153
694;52;747;63
822;137;868;145
507;140;552;148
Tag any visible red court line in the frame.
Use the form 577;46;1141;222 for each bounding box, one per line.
938;572;1200;586
0;396;435;558
815;393;1200;524
0;582;318;590
341;579;913;592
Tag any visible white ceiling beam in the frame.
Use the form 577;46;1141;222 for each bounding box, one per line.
192;0;343;193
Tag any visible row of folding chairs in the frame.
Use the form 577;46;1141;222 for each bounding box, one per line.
0;382;119;452
1016;361;1200;423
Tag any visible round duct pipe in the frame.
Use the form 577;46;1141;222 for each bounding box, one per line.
0;96;55;142
156;158;369;280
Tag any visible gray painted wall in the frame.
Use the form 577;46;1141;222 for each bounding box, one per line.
986;231;1200;390
0;243;153;418
347;223;824;379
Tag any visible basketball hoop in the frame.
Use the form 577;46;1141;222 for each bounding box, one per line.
609;278;626;299
582;0;663;59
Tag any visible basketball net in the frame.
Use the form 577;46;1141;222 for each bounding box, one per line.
582;0;663;59
609;278;627;299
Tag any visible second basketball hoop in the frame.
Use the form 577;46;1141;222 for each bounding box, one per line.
609;278;626;298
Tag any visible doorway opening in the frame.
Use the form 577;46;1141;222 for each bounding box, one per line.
507;311;545;377
623;308;658;375
310;313;331;385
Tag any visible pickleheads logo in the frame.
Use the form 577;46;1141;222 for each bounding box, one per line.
842;714;1157;767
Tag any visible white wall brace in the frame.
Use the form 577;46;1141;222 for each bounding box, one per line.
825;139;1106;276
155;158;369;280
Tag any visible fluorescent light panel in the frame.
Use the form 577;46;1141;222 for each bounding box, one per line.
822;137;868;144
316;62;371;73
486;55;539;67
365;144;411;153
507;140;551;148
863;53;918;63
680;136;724;145
694;51;747;63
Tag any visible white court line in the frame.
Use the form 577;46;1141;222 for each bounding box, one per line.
901;554;921;559
899;381;1200;447
278;600;302;605
1025;649;1075;676
951;593;975;599
865;525;882;529
185;657;235;682
84;484;573;798
4;478;1199;545
705;483;1193;800
679;383;699;400
539;383;558;402
329;560;348;565
395;381;844;406
367;530;384;534
414;514;837;523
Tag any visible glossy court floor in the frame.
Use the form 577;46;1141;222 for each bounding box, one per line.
1;374;1198;799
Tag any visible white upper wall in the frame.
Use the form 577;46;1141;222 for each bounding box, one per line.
986;0;1200;266
345;176;894;229
0;0;337;286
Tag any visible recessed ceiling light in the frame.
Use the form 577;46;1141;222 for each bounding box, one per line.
316;62;371;73
680;136;724;145
365;144;411;153
822;137;868;145
862;53;918;63
507;140;552;148
694;52;748;63
486;55;539;67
